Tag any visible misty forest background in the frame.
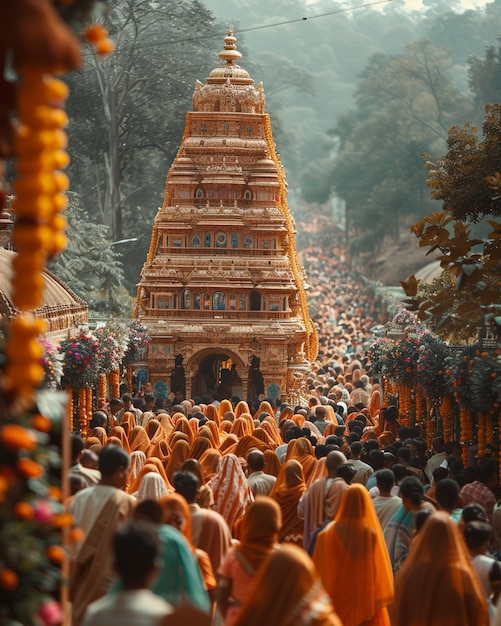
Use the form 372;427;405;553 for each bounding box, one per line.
43;0;501;316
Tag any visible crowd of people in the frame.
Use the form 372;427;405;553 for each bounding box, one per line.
66;234;500;626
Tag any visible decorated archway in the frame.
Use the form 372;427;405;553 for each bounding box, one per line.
187;348;246;401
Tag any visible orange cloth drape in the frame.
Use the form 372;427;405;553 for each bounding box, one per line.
270;459;306;543
128;426;152;455
208;453;254;530
165;439;190;483
313;484;394;626
235;496;281;571
233;544;343;626
391;512;489;626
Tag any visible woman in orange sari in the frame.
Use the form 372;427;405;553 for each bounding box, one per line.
219;399;233;421
159;492;217;600
391;512;489;626
90;426;107;446
189;436;213;461
217;497;281;626
181;458;214;509
200;448;222;482
166;439;190;483
252;428;276;449
313;484;394;626
205;404;220;426
147;456;174;491
230;417;252;439
109;425;131;453
145;418;167;449
157;412;174;437
151;439;171;466
218;434;238;455
234;400;250;419
231;435;268;459
120;410;136;431
256;400;274;418
270;459;306;545
261;416;282;447
128;425;152;455
200;423;220;448
285;437;318;486
234;544;342;626
208;453;254;531
127;462;160;494
263;449;281;477
169;416;193;446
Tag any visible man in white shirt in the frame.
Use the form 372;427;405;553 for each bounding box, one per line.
173;471;232;574
372;469;402;531
82;519;173;626
247;449;276;496
425;436;448;483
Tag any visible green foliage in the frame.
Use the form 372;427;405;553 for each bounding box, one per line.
469;35;501;120
424;105;501;222
401;213;501;342
47;192;131;318
310;39;471;251
65;0;223;290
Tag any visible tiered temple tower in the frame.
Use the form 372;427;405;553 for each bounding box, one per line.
134;32;317;405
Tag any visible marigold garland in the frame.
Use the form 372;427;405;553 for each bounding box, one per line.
98;373;107;406
415;386;424;428
441;396;453;442
109;368;120;399
78;388;87;437
477;412;487;459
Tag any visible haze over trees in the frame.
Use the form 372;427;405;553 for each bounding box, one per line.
61;0;501;301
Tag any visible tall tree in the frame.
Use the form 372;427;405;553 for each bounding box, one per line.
301;39;472;255
48;192;131;317
468;36;501;123
65;0;223;292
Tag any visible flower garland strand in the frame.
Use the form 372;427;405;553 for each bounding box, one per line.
441;396;453;442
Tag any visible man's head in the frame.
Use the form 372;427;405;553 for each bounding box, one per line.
89;411;108;431
314;405;327;421
476;458;497;486
376;469;395;495
121;393;133;408
80;449;99;470
350;441;363;459
173;471;199;504
435;478;459;513
432;436;445;454
144;393;155;410
247;449;265;473
367;450;385;471
326;450;347;476
70;434;85;465
98;445;130;489
113;520;161;588
109;398;123;415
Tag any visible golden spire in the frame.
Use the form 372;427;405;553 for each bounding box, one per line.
218;30;242;65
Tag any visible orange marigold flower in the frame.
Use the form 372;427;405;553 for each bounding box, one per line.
68;527;85;543
47;545;65;564
83;24;107;44
1;424;37;452
95;39;115;56
48;486;63;501
15;501;34;520
52;512;73;528
32;414;52;433
17;457;44;479
0;568;19;590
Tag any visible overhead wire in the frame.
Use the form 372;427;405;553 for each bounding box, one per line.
82;0;395;56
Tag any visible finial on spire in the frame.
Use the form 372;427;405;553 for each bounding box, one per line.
218;30;242;65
